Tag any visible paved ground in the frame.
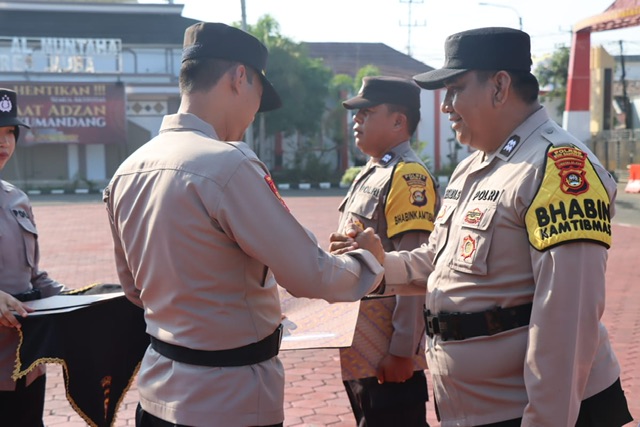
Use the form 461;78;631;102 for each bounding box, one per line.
28;185;639;426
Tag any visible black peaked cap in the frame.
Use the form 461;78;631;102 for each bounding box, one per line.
182;22;282;112
414;27;533;90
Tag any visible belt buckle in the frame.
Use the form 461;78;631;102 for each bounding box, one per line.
426;314;440;337
276;324;284;349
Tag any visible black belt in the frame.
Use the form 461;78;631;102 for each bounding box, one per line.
424;303;532;342
150;324;283;367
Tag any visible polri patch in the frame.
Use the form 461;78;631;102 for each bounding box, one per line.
525;145;611;251
402;171;428;207
264;175;289;212
385;162;437;238
547;146;589;195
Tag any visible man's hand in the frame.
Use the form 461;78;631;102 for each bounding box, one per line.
328;231;358;255
0;290;32;328
376;354;414;384
355;227;385;265
329;226;385;265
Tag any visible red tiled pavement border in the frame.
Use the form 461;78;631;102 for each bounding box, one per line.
27;191;638;426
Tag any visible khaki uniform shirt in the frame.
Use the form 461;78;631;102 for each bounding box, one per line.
338;141;438;380
104;113;384;427
0;180;63;390
382;107;621;426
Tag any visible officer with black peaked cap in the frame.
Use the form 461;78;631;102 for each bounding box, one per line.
181;22;281;112
350;27;633;426
0;89;30;141
413;27;535;89
334;75;437;427
104;22;384;427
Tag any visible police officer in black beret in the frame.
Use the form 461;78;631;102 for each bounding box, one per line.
105;22;384;427
348;27;633;426
332;76;438;427
0;88;65;426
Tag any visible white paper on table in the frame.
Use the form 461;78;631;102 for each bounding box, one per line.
278;286;360;350
21;292;125;316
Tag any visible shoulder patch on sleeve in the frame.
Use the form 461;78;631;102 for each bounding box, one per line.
264;175;289;212
525;146;612;251
385;161;437;239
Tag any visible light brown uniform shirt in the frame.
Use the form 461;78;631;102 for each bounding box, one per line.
382;107;621;426
0;180;63;390
338;141;437;380
104;113;384;427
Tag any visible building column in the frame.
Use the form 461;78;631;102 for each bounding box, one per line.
86;144;106;181
68;144;79;180
340;89;350;173
563;30;591;142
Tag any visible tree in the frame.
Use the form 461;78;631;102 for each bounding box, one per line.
329;74;354;101
353;64;381;92
534;46;570;115
323;74;353;141
325;66;381;171
240;16;332;136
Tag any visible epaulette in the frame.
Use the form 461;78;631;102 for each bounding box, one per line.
540;125;574;147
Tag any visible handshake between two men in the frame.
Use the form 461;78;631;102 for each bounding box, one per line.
329;225;386;265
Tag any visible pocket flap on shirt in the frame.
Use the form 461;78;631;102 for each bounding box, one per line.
16;216;37;235
347;192;380;220
460;203;497;231
434;202;456;226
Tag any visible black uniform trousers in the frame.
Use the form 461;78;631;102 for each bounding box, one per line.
0;374;46;427
343;370;429;427
475;378;633;427
136;403;283;427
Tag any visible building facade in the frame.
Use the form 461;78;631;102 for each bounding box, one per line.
0;1;195;191
0;1;470;191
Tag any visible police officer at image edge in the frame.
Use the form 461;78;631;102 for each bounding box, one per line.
351;27;634;426
104;22;385;427
0;88;65;427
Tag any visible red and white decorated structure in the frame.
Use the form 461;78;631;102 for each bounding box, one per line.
564;0;640;142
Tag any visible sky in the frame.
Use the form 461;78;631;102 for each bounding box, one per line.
165;0;640;68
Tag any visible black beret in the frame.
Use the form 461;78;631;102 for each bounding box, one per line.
342;76;421;111
0;88;29;129
182;22;282;112
414;27;534;90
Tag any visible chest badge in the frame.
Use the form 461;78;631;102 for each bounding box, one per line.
464;208;483;225
460;235;477;262
436;204;449;222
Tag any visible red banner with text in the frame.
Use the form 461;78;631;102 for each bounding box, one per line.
8;82;125;145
